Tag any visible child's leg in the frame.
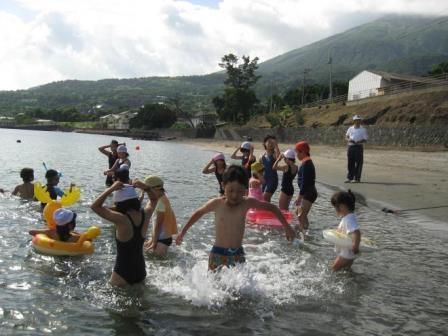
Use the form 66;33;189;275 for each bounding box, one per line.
332;256;354;272
298;199;312;231
278;192;292;210
263;191;274;202
153;241;169;256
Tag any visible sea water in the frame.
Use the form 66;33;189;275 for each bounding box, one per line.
0;128;447;335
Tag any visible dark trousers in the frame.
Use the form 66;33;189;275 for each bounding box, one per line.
347;145;363;181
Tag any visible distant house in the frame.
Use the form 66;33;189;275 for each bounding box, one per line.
99;110;138;129
190;112;219;127
347;70;439;101
0;116;15;126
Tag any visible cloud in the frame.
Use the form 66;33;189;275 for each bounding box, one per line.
0;0;447;90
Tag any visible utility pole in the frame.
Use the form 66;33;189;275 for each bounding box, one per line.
301;68;310;105
328;54;333;103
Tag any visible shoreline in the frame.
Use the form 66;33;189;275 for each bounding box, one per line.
179;138;448;227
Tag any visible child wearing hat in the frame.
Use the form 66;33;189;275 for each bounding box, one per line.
104;145;131;177
98;140;125;186
248;161;264;201
143;176;178;256
29;208;79;242
273;149;298;210
231;141;256;179
294;141;317;234
202;153;227;196
91;181;157;286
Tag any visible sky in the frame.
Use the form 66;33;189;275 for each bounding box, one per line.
0;0;447;90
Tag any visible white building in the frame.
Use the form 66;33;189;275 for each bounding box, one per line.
99;110;138;129
347;70;437;101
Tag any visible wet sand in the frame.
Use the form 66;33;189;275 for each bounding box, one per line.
181;139;448;227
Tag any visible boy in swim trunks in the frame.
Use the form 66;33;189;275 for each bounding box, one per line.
176;165;295;271
12;167;35;200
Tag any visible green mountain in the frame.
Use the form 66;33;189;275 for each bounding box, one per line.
1;15;448;115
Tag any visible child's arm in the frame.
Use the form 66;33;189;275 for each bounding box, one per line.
272;154;287;172
202;160;216;174
246;198;295;242
98;145;111;156
274;139;281;159
247;146;255;166
12;185;19;196
90;182;126;223
351;229;361;254
176;198;219;245
231;147;242;160
150;211;164;251
29;228;53;236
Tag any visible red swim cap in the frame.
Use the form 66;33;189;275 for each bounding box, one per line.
295;141;310;155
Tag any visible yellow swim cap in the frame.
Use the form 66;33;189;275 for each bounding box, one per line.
144;175;164;188
251;161;263;173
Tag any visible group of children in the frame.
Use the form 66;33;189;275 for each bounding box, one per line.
3;136;362;287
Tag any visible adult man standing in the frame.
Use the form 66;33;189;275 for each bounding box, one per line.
345;115;368;183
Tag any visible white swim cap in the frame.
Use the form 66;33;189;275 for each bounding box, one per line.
283;149;296;160
54;208;76;226
240;141;252;150
117;145;128;153
353;115;363;121
113;184;138;203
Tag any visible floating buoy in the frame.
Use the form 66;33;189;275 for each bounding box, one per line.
17;140;21;143
135;145;140;150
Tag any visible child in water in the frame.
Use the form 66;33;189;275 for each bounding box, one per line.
176;165;295;271
248;161;264;201
104;145;131;177
98;140;125;186
29;208;80;242
12;168;35;200
273;149;298;210
330;190;361;272
231;141;256;178
143;176;178;256
202;153;227;196
294;141;317;234
260;135;280;202
40;169;66;209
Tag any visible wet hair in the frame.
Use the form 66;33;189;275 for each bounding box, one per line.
56;214;77;242
111;140;118;145
331;189;356;212
222;165;248;189
115;169;130;183
20;168;34;183
263;134;276;149
115;198;141;214
45;169;59;179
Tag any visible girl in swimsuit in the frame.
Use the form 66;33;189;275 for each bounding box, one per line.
260;135;280;202
231;141;256;179
202;153;227;196
104;145;131;178
273;149;298;210
248;161;265;201
90;181;157;287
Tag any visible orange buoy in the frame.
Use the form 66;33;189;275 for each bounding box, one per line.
135;145;140;150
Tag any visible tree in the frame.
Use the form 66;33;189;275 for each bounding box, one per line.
167;94;195;128
130;104;177;129
428;61;448;75
213;54;261;123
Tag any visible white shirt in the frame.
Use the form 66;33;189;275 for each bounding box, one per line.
346;126;368;145
335;213;360;259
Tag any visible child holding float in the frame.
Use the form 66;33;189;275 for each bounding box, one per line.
202;153;227;195
330;190;361;272
273;149;298;210
260;135;280;202
294;141;317;234
12;167;35;200
176;165;295;272
231;141;256;178
143;176;178;256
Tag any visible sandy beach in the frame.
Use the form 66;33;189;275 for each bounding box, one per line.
181;139;448;227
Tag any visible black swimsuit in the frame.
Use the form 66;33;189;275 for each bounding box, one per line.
113;210;146;285
106;153;118;186
215;171;224;195
281;165;297;196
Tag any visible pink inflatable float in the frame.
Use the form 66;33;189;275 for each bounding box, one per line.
246;209;294;228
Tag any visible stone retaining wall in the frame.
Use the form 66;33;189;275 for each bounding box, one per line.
215;126;448;147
